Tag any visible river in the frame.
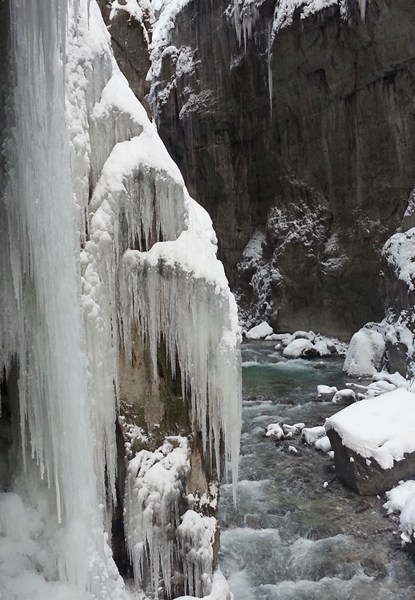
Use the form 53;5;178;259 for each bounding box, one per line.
219;341;415;599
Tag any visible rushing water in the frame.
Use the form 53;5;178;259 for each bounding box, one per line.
219;341;415;599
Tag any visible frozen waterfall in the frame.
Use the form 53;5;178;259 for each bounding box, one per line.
0;0;241;598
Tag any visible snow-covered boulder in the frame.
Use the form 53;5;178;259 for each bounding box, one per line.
283;338;317;358
282;422;304;436
384;480;415;545
315;435;331;453
265;423;284;439
326;389;415;494
246;321;273;339
292;330;315;341
343;328;385;377
316;385;337;402
313;339;332;357
332;389;356;405
302;426;326;445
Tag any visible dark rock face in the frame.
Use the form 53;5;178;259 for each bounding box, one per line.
153;0;415;338
97;0;151;113
0;0;10;192
328;428;415;495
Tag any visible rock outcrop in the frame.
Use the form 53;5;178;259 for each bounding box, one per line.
150;0;415;338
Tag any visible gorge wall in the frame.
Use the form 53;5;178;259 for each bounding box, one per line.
144;0;415;339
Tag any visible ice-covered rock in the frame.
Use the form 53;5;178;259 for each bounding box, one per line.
246;321;274;339
343;328;386;377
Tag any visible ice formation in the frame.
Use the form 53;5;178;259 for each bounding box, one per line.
0;0;241;598
125;437;191;598
227;0;369;112
177;510;218;597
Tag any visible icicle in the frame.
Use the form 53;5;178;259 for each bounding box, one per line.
357;0;367;19
124;437;190;598
231;0;259;49
177;510;217;597
120;211;242;497
267;19;273;117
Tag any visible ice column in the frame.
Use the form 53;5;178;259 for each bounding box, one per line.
1;0;108;592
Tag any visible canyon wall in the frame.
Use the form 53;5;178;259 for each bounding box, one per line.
147;0;415;338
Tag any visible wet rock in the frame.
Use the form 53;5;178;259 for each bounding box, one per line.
385;340;409;378
327;429;415;496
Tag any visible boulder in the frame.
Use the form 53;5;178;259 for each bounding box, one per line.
316;385;337;402
332;389;356;405
246;321;273;340
283;339;317;358
327;429;415;495
326;389;415;495
343;328;385;377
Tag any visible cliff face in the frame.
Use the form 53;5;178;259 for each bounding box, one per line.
150;0;415;338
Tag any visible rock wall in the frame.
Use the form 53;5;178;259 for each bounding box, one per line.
150;0;415;338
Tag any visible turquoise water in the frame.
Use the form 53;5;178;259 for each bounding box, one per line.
219;342;415;599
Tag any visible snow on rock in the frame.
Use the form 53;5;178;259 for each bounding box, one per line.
316;385;338;402
229;0;367;49
325;389;415;470
384;480;415;544
292;330;315;341
382;227;415;291
282;423;305;435
265;423;285;439
246;321;274;339
384;480;415;515
332;389;356;404
315;435;332;453
343;328;386;377
148;0;216;119
302;426;327;445
283;338;316;358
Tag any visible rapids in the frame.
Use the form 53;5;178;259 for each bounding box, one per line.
219;341;415;599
